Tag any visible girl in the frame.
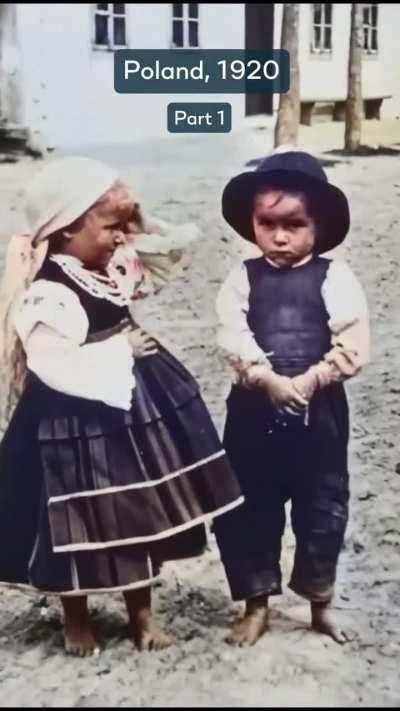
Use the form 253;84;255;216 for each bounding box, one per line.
0;156;243;656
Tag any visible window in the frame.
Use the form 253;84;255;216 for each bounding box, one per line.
362;3;378;53
311;4;332;54
93;3;127;49
172;4;199;48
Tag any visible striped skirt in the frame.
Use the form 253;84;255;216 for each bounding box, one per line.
0;346;243;595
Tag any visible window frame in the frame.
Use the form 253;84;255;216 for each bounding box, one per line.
92;3;128;51
171;3;200;49
310;3;333;55
361;3;378;55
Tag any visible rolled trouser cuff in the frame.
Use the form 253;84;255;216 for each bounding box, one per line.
288;576;335;603
221;556;282;601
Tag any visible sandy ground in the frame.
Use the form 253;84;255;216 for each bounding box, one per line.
0;117;400;707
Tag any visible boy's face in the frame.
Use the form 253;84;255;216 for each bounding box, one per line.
252;190;317;268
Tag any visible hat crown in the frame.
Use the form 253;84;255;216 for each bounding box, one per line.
256;151;327;183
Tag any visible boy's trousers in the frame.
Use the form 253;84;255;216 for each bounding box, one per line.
213;381;350;603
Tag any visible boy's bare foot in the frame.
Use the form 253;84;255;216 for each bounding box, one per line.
124;586;173;652
226;594;269;646
61;595;100;657
311;601;355;644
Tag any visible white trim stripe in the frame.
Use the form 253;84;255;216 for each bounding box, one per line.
71;555;79;590
0;575;160;597
52;495;245;553
48;450;226;504
28;535;40;571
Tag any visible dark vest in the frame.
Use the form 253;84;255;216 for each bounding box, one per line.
245;256;331;376
34;257;129;334
27;256;197;431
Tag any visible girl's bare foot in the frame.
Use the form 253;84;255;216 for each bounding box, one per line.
124;587;173;652
134;619;172;651
61;596;100;657
227;594;269;646
311;601;355;644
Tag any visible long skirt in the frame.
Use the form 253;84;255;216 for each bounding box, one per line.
0;346;243;595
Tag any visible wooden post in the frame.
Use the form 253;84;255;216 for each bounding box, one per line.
345;4;363;152
274;4;300;147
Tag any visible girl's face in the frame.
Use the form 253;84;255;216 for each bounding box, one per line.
59;184;139;271
66;208;128;271
252;190;317;268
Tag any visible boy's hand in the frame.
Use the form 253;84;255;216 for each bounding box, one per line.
292;369;319;402
324;347;361;379
123;326;158;358
247;367;308;413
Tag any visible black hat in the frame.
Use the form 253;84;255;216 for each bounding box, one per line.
221;150;350;253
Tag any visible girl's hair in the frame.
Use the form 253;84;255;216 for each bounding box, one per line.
0;180;145;429
91;180;143;227
47;181;143;253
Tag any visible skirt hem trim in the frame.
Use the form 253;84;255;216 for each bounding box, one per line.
48;450;227;504
0;575;160;597
52;495;245;552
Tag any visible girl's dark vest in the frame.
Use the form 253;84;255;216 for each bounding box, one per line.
23;258;198;436
23;258;133;432
34;258;129;333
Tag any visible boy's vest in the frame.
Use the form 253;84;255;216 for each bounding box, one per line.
245;256;331;377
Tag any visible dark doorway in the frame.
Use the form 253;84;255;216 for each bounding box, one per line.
245;3;275;116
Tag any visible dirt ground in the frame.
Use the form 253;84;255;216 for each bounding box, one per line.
0;117;399;707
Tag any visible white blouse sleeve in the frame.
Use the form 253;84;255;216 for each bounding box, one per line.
216;262;272;372
13;280;135;411
322;260;370;369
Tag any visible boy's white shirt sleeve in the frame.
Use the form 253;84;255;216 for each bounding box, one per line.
216;262;272;375
322;260;370;370
13;280;135;411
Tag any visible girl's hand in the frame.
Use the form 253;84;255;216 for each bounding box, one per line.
123;326;158;358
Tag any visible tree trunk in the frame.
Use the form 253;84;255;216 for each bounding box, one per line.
274;4;300;147
345;4;363;152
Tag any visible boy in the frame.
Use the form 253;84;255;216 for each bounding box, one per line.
213;150;370;646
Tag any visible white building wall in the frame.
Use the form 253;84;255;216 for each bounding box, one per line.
16;4;93;147
13;3;400;147
298;3;350;102
0;4;24;124
16;3;245;148
374;4;400;119
273;3;400;119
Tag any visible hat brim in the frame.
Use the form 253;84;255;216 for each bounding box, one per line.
222;169;350;253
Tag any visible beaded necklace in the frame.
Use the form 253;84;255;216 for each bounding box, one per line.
50;254;129;306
